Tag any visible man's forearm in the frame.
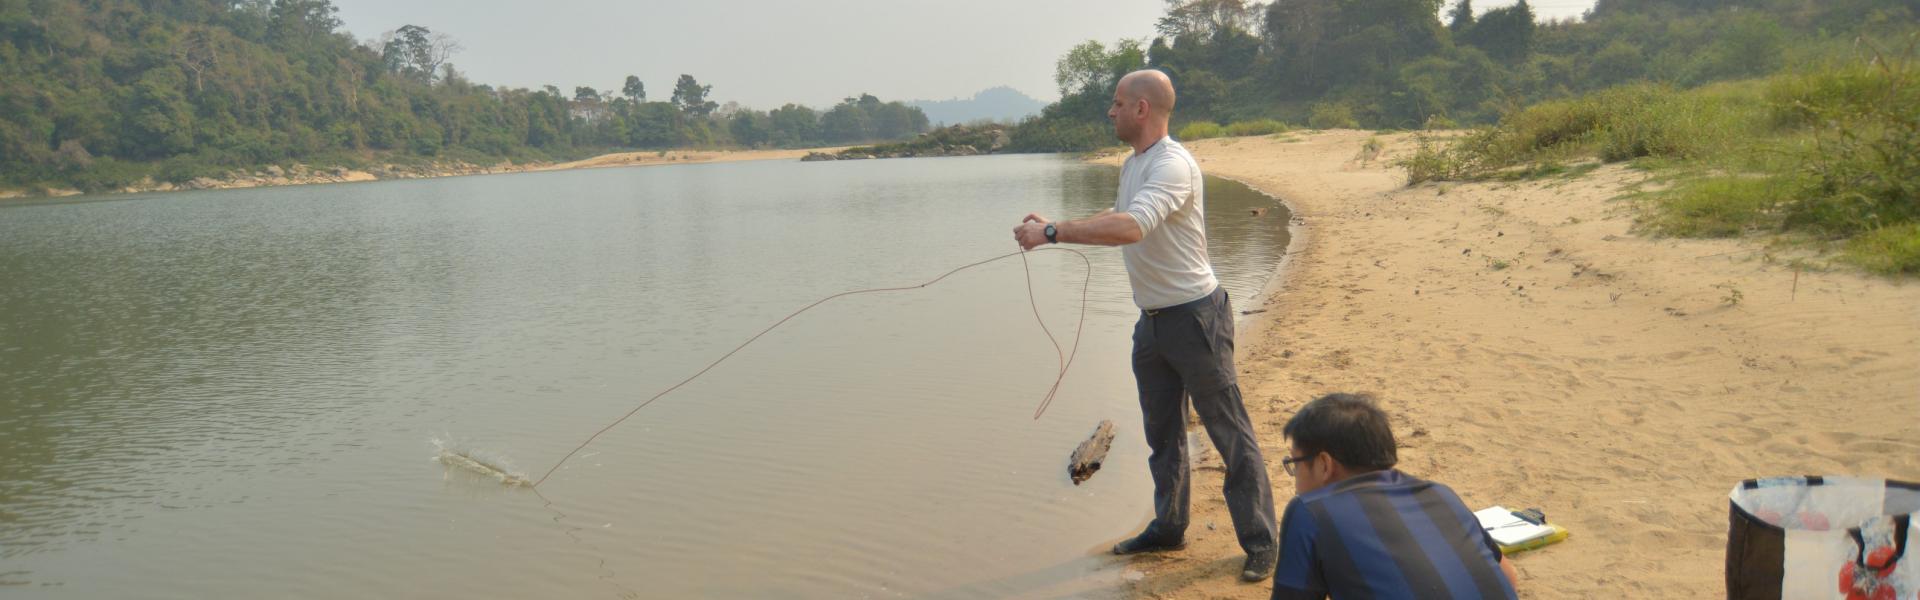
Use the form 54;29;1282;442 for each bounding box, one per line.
1500;556;1519;593
1056;211;1143;246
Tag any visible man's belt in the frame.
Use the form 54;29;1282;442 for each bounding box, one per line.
1142;288;1219;316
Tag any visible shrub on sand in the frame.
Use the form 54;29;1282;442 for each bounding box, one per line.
1178;121;1227;140
1309;102;1360;129
1226;119;1290;136
1843;223;1920;275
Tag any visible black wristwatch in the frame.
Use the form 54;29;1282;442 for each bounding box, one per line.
1043;223;1058;244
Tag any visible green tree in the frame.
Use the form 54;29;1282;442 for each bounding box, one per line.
1587;40;1645;87
767;103;819;147
1055;40;1110;97
1261;0;1338;89
172;28;220;92
1156;0;1261;39
265;0;340;53
809;94;929;144
1688;14;1785;83
622;75;645;102
1173;69;1229;118
869;101;929;140
1448;0;1475;33
1054;38;1148;99
670;74;717;116
624;101;680;147
1264;0;1446;92
820;98;871;143
380;24;460;84
728;110;770;147
1391;45;1503;125
1463;0;1534;63
125;69;196;158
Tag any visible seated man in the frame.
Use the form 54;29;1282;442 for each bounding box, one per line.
1271;393;1519;600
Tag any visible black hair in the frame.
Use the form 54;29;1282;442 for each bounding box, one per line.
1282;393;1397;472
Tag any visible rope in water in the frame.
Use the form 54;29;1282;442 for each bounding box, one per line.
531;247;1092;488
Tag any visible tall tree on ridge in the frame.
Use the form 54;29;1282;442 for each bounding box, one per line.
1464;0;1535;62
265;0;341;53
1448;0;1475;34
622;75;646;102
670;74;717;116
380;24;462;84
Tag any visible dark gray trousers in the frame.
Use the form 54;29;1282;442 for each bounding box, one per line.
1131;287;1277;554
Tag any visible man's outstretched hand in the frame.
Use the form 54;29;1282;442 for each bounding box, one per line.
1014;213;1052;250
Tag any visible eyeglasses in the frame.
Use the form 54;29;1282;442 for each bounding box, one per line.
1281;451;1320;476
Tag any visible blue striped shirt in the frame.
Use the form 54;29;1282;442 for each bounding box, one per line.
1271;470;1516;600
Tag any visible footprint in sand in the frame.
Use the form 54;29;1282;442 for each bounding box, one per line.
1844;440;1915;455
1718;425;1773;446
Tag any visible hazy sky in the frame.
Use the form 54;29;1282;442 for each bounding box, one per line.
329;0;1598;109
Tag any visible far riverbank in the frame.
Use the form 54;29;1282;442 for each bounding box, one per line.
0;146;850;201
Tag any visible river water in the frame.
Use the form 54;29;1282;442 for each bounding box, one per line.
0;154;1289;598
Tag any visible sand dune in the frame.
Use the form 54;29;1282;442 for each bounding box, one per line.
1097;131;1920;598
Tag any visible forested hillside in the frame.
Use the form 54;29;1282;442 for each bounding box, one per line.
0;0;929;192
1010;0;1920;150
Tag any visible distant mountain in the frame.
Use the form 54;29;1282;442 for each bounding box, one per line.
909;86;1047;126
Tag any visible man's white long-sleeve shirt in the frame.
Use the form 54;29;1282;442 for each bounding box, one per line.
1116;136;1218;310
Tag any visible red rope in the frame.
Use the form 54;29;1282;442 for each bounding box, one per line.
532;247;1092;488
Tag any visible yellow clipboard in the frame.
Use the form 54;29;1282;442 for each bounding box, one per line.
1497;523;1569;555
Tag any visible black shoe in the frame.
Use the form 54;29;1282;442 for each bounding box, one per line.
1240;546;1278;582
1111;531;1186;555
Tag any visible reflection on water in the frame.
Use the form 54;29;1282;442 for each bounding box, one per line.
0;154;1288;598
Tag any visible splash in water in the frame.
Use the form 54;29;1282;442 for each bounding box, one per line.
431;437;532;487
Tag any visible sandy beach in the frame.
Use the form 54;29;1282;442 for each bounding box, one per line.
537;146;849;171
1098;131;1920;598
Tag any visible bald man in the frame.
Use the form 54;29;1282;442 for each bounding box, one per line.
1014;70;1278;582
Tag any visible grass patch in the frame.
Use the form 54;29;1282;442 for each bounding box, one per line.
1401;135;1465;184
1400;82;1772;179
1174;119;1293;142
1357;136;1385;163
1310;102;1360;129
1178;121;1227;141
1557;162;1604;179
1226;119;1290;136
1842;223;1920;275
1643;176;1797;237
